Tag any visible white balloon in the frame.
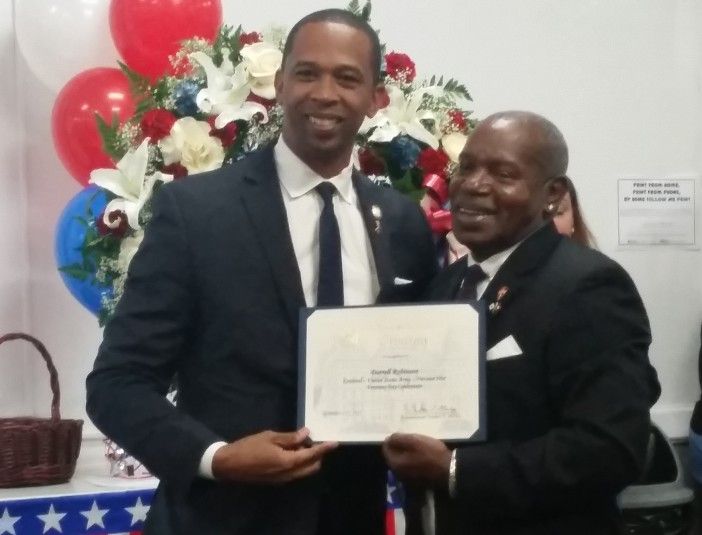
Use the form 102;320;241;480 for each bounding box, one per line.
14;0;119;92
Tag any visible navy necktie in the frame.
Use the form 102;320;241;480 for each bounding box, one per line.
316;182;343;306
456;263;487;300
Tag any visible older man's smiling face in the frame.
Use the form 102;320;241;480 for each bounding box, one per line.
450;117;563;260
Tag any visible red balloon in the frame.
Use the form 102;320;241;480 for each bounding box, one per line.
51;68;135;186
109;0;222;79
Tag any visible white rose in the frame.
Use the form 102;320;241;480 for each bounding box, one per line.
240;41;283;100
441;132;468;163
159;117;225;175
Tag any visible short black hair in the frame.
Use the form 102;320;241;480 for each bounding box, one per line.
282;9;382;84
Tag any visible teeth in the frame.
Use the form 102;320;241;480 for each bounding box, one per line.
457;207;491;221
309;116;337;128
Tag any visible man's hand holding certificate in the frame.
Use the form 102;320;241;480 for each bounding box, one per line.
298;303;486;443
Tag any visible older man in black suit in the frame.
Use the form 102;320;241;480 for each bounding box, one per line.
383;111;660;534
86;9;436;535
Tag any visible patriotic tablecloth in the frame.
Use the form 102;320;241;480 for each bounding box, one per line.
0;473;405;535
0;488;153;535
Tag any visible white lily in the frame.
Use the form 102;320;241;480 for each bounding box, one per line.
89;138;173;230
360;85;442;149
191;46;270;129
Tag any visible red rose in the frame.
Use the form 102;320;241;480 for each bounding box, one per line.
96;210;129;238
140;109;177;141
417;148;449;176
358;147;386;176
162;163;188;179
384;52;416;82
239;31;262;46
448;109;467;131
206;117;239;147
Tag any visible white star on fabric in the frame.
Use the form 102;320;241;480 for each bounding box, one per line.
80;500;108;529
0;508;20;535
125;497;149;526
37;504;66;533
386;483;395;504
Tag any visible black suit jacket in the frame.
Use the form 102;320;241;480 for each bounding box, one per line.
406;223;660;535
86;146;437;535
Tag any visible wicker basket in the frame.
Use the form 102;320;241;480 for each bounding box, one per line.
0;333;83;487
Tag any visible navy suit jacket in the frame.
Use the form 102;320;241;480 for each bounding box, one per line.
86;146;437;535
405;224;660;535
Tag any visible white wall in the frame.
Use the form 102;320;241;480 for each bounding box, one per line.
0;0;30;418
4;0;701;458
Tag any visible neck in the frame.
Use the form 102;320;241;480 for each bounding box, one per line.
281;133;351;178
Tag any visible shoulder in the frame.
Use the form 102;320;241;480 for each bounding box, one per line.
162;146;273;200
547;239;635;290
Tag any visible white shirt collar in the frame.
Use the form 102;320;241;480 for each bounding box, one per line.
466;241;521;282
273;137;355;204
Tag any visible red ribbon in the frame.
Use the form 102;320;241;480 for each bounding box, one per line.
422;173;448;205
421;173;452;234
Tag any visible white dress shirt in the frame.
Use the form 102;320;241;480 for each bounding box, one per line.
199;138;379;478
274;138;378;307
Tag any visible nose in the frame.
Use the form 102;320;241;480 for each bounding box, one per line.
311;74;338;104
456;168;491;195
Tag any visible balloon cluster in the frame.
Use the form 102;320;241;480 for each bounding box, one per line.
26;0;222;315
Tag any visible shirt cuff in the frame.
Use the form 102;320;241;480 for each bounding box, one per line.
198;441;228;479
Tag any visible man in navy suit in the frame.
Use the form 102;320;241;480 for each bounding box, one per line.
383;111;660;534
86;9;436;535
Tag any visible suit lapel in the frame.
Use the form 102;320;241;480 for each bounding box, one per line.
481;223;562;316
239;147;305;329
352;172;395;300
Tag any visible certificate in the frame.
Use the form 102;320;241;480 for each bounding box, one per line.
298;303;485;443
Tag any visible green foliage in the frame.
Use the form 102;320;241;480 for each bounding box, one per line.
118;61;157;118
224;121;249;163
58;263;93;281
428;75;472;102
95;114;128;161
347;0;372;22
213;25;243;67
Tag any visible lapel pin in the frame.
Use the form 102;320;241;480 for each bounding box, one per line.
371;204;382;234
488;286;510;315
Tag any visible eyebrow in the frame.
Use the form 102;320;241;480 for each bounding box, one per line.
290;60;365;77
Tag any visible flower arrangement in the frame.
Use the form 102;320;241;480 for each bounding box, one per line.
68;1;475;323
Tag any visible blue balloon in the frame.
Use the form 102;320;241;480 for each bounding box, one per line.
54;185;112;316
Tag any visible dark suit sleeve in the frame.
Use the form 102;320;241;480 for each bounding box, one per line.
453;262;659;520
86;185;222;493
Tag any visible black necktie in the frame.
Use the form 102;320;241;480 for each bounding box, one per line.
456;263;487;300
316;182;343;307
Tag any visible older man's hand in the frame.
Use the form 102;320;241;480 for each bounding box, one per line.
382;433;452;485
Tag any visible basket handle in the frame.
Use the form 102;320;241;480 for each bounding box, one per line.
0;333;60;421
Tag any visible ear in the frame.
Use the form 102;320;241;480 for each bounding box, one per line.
274;69;283;98
366;83;387;119
544;176;567;216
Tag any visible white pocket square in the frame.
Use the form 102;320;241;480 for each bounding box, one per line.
486;335;523;361
393;277;413;286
